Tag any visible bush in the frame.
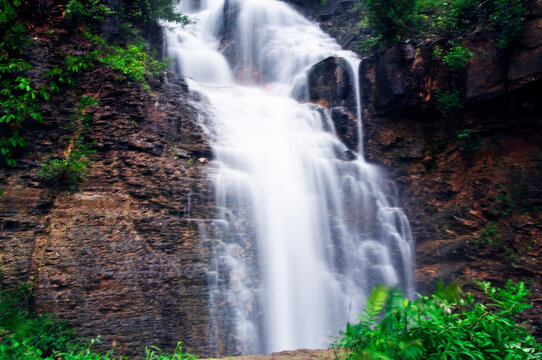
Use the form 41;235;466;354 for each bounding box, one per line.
490;0;526;49
64;0;114;27
1;284;197;359
476;221;501;248
434;42;473;71
435;88;463;115
0;0;49;166
0;283;79;359
337;281;542;360
38;96;98;189
364;0;418;39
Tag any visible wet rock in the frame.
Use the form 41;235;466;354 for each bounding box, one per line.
308;56;358;150
330;107;358;151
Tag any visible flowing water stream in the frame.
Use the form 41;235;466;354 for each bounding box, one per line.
164;0;414;355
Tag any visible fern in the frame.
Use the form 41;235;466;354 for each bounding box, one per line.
338;281;542;360
360;285;388;326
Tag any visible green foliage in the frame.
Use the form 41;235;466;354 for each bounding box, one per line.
476;221;501;247
83;32;168;91
353;0;526;51
442;44;473;70
434;42;473;71
0;0;48;166
355;35;384;56
338;281;542;360
493;183;530;215
64;0;113;27
490;0;526;49
0;283;79;359
417;0;479;36
121;0;189;28
99;42;168;90
435;88;463;115
456;129;485;153
364;0;418;39
1;284;197;359
143;343;198;360
38;96;98;189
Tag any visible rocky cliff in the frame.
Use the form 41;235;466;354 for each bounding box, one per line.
0;16;215;355
302;0;542;336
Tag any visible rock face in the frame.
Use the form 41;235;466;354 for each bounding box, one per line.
0;28;215;356
307;56;359;151
358;1;542;337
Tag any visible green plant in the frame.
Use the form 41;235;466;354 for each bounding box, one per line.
417;0;479;36
476;221;501;248
143;342;198;360
1;284;198;359
338;281;542;360
355;35;384;56
83;33;169;92
64;0;113;27
456;129;485;154
435;88;463;115
121;0;190;30
490;0;526;49
494;183;525;215
364;0;418;39
0;283;79;359
0;0;49;166
434;42;473;71
38;96;98;189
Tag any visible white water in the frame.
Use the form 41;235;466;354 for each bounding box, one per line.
164;0;414;355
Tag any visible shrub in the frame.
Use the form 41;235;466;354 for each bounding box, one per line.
38;96;98;189
64;0;114;27
1;284;198;359
0;0;49;166
456;128;485;154
355;35;384;56
435;88;463;114
99;42;168;90
476;221;501;248
338;281;542;360
364;0;418;39
417;0;479;35
434;42;473;71
490;0;526;49
0;283;79;359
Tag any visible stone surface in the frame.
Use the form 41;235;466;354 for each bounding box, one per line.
307;56;359;150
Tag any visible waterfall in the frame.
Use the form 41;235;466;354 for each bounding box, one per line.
164;0;414;355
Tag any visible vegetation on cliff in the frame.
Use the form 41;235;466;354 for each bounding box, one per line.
0;0;186;180
338;281;542;360
351;0;526;54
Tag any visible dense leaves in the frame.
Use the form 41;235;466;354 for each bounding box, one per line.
0;0;47;166
338;281;542;360
354;0;526;53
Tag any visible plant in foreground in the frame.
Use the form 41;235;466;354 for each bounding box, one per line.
338;280;541;360
1;284;197;359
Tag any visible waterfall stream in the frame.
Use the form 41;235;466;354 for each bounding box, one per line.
164;0;414;355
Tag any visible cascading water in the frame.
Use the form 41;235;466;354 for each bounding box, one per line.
164;0;414;355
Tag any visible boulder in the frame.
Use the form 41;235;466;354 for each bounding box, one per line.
308;56;359;150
